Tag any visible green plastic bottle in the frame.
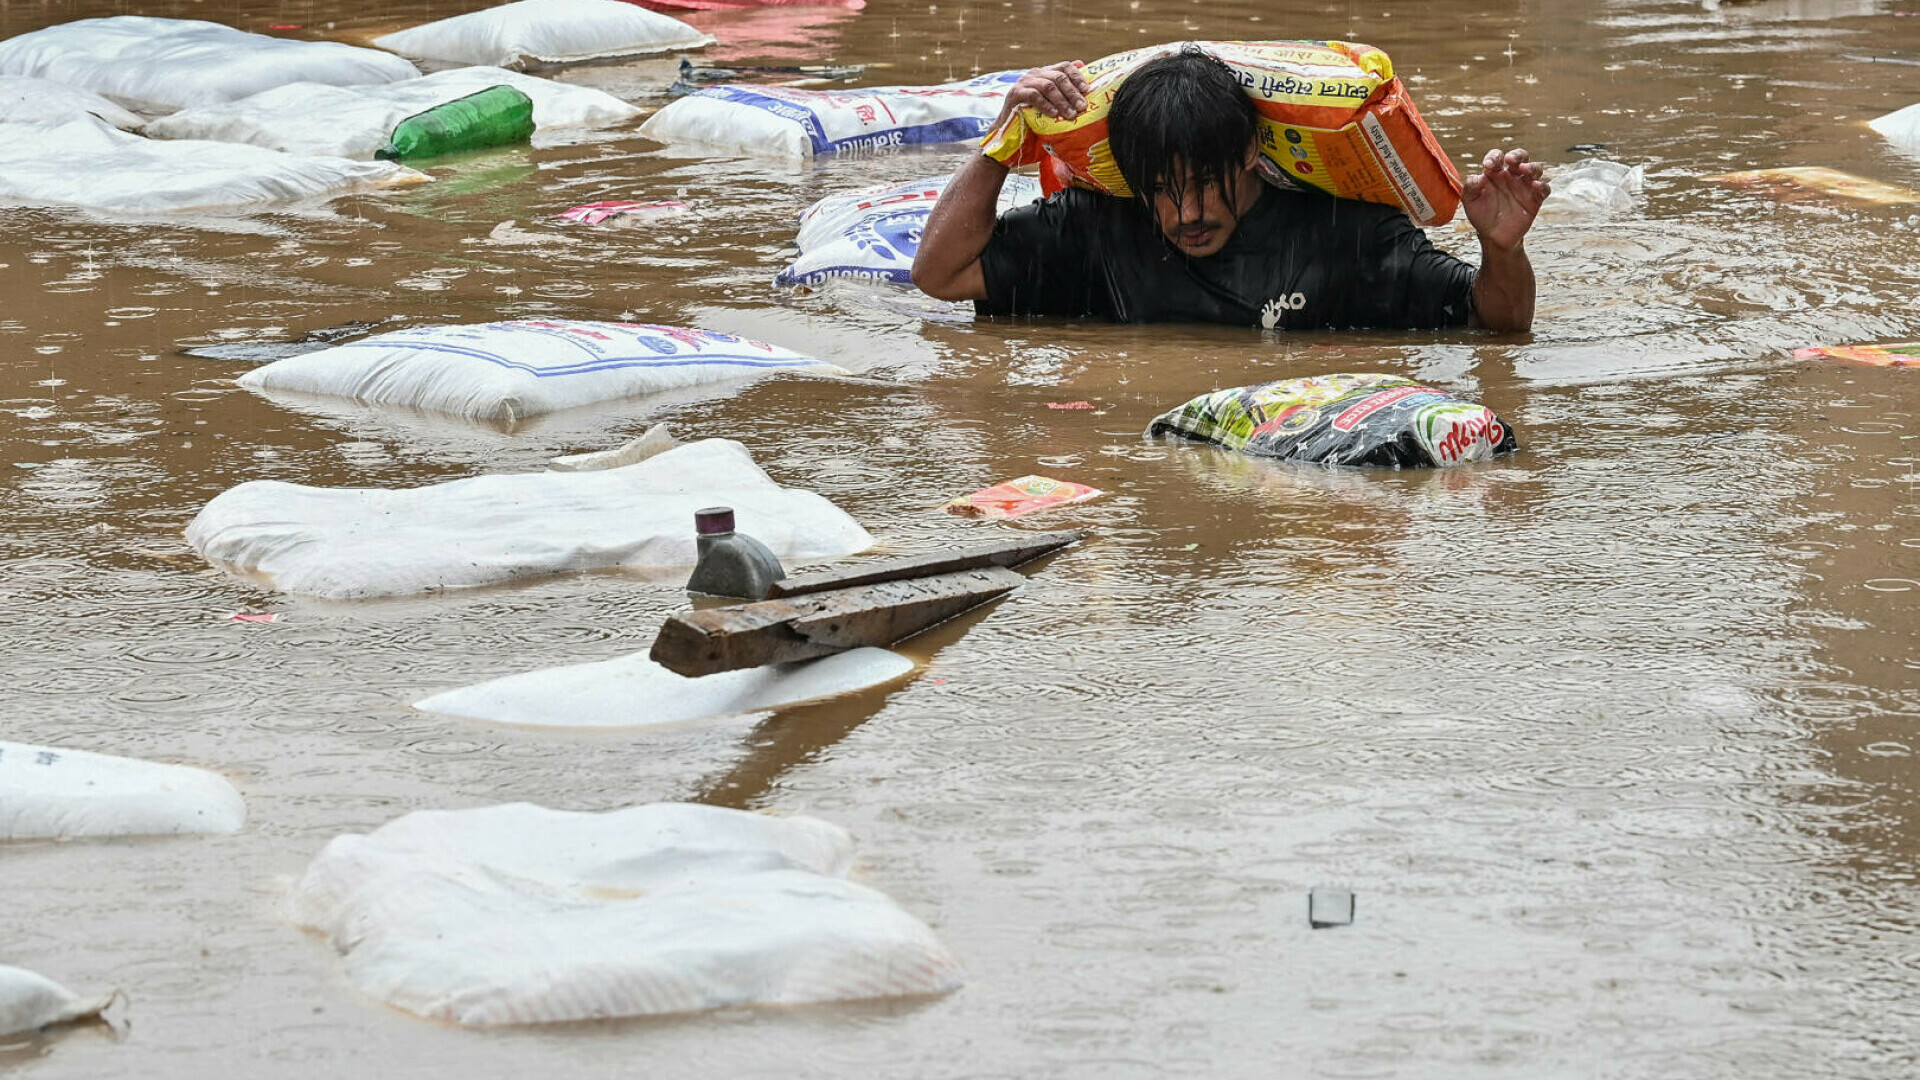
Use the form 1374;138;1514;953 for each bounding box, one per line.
374;85;536;162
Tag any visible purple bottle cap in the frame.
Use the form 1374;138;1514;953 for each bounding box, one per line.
695;506;735;536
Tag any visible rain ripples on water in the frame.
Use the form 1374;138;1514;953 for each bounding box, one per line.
4;0;1920;1076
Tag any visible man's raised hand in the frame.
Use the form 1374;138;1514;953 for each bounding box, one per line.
996;61;1091;127
918;66;1089;303
1462;147;1549;254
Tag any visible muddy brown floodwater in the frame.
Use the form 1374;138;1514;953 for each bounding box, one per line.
5;0;1920;1075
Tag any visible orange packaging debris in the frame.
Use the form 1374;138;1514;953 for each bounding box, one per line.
1709;167;1919;206
1794;344;1920;367
980;40;1462;226
944;476;1103;519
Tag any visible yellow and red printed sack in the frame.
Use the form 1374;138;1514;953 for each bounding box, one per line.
981;40;1462;226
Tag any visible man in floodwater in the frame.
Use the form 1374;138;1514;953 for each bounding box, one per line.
912;46;1548;332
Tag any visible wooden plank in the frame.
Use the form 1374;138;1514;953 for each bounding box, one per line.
765;531;1082;599
650;567;1024;678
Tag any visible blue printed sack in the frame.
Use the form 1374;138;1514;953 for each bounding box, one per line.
776;172;1041;287
639;72;1021;159
238;320;842;424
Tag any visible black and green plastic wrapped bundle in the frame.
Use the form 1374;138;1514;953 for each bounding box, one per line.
375;86;536;161
1147;373;1520;468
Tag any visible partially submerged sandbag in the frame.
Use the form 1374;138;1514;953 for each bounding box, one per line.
0;75;142;129
238;320;839;424
1147;373;1517;467
778;172;1042;287
640;71;1020;158
416;646;914;727
287;802;964;1024
548;423;678;471
1870;102;1920;153
146;68;638;160
1709;166;1919;206
0;17;418;114
374;0;713;68
983;40;1461;225
0;967;115;1038
185;438;874;599
0;740;246;840
0;116;426;213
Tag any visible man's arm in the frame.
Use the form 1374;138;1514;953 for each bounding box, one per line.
911;61;1090;302
1461;147;1549;332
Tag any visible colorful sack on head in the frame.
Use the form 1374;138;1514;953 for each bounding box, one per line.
981;40;1461;226
1147;373;1516;468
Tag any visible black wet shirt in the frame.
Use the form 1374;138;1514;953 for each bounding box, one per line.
976;185;1477;330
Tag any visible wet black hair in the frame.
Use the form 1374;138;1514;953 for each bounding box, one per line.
1107;45;1258;213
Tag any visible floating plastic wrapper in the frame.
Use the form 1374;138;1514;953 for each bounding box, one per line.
557;200;692;225
1794;343;1920;367
945;476;1103;519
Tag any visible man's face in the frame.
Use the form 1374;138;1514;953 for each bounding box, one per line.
1148;158;1255;258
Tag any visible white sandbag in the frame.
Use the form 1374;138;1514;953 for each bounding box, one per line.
288;802;963;1025
416;647;914;727
640;71;1021;158
548;423;677;471
0;116;426;214
374;0;712;69
145;67;640;160
0;740;246;840
1870;102;1920;152
1540;159;1644;219
185;438;874;600
0;967;115;1037
237;319;840;424
778;172;1042;287
0;75;141;129
0;17;418;114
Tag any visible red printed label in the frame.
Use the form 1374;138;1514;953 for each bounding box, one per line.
1331;385;1430;431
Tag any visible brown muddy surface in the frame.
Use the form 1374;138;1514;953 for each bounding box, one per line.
5;0;1920;1076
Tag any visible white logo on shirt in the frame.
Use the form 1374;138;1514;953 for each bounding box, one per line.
1261;293;1308;328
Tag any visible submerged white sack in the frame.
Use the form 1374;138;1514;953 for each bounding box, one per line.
547;423;677;471
0;75;141;129
288;802;963;1025
238;319;839;424
0;17;418;114
0;967;115;1038
374;0;712;68
1540;158;1644;219
0;740;246;840
185;438;874;600
0;116;425;213
778;172;1042;287
640;71;1021;158
417;647;914;727
1871;102;1920;152
146;67;640;159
